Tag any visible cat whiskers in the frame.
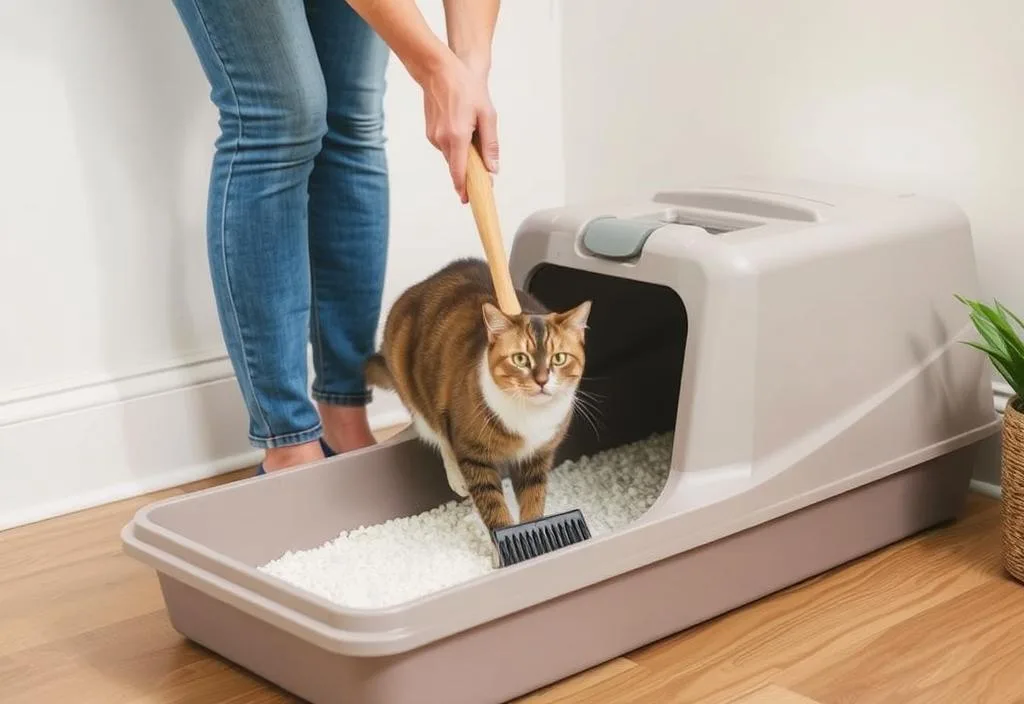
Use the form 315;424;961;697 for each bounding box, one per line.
575;387;607;403
571;391;605;438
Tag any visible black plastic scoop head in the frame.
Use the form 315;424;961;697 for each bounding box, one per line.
491;509;592;567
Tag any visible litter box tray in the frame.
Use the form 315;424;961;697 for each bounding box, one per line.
122;427;981;704
123;177;999;703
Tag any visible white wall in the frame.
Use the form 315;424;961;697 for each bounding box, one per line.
0;0;563;530
562;0;1024;312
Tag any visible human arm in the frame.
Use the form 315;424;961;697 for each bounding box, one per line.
442;0;499;78
343;0;499;202
442;0;501;171
344;0;449;85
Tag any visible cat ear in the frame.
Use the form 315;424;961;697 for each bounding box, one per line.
482;302;514;341
557;300;592;333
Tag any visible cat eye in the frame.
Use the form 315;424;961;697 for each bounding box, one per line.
511;353;531;368
551;352;569;366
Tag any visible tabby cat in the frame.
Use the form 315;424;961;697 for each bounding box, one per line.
365;258;591;532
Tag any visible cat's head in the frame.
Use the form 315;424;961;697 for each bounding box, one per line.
481;301;592;405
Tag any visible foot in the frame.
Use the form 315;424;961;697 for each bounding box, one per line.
317;403;377;453
261;440;325;472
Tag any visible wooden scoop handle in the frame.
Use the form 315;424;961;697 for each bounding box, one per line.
465;144;521;316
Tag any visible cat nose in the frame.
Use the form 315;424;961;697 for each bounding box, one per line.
534;370;549;386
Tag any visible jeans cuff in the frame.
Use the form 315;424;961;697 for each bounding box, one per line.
249;423;323;450
311;388;374;407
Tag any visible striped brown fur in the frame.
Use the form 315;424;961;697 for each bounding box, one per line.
365;258;591;532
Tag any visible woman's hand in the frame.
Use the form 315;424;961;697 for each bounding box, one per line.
419;54;499;203
339;0;500;202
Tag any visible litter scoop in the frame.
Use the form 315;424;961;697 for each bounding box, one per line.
464;143;593;567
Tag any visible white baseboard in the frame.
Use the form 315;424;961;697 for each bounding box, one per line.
969;479;1002;500
994;381;1014;414
0;358;410;533
0;351;236;425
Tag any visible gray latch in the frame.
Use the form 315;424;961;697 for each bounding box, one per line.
580;217;663;261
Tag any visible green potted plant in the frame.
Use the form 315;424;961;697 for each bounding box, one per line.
957;295;1024;583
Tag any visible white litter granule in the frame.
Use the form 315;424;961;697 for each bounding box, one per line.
258;432;673;609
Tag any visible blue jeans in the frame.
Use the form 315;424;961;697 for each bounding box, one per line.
172;0;390;449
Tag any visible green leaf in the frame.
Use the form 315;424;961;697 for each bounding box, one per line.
997;299;1024;335
957;294;1024;394
964;342;1020;391
962;340;1011;365
962;298;1024;363
975;303;1024;359
968;310;1012;357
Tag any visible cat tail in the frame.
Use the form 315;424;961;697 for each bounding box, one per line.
364;353;394;390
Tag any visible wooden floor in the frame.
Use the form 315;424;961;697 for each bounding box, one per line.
2;446;1023;703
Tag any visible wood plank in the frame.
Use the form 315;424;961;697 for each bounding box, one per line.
514;658;639;703
779;579;1024;703
0;548;172;658
0;611;295;704
727;685;821;704
0;488;182;584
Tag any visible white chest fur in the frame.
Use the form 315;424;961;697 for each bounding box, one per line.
478;356;574;461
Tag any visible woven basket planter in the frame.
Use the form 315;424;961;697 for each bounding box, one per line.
1002;396;1024;583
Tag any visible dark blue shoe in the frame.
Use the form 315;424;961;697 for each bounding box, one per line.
255;437;336;476
319;437;337;457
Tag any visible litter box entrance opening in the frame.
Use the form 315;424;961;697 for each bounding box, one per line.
525;263;687;465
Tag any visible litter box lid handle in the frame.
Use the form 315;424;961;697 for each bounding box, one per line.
579;217;664;261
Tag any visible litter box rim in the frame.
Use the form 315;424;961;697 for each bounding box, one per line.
121;418;999;658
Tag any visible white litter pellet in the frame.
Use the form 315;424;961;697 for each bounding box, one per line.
257;432;673;609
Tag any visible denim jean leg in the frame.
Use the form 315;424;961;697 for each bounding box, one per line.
305;0;391;408
171;0;327;448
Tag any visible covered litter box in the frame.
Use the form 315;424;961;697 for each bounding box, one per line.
122;177;999;704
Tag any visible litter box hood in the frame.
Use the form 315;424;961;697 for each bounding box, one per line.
121;176;999;704
513;175;997;495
